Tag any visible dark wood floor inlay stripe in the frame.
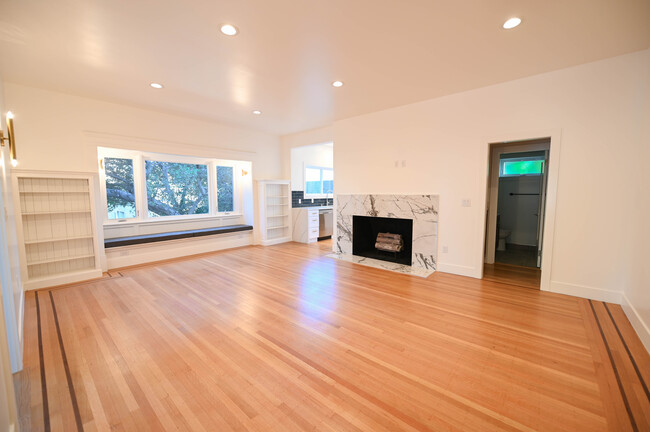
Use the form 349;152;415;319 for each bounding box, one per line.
603;302;650;402
13;241;650;431
35;291;50;432
49;291;84;432
589;299;638;432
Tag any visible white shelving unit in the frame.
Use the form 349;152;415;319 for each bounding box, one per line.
13;172;103;290
257;180;292;246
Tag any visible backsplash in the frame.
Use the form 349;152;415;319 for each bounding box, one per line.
292;190;333;208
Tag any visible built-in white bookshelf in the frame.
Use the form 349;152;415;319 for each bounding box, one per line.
257;180;291;245
13;172;103;290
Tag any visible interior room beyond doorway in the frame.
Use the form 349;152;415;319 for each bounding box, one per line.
484;139;551;289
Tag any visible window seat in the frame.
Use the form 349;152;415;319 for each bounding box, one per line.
104;225;253;248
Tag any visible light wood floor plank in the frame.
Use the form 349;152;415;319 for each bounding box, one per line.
15;241;650;431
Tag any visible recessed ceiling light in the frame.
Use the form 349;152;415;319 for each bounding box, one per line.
503;17;522;29
332;81;343;88
150;83;163;89
220;24;238;36
252;110;262;115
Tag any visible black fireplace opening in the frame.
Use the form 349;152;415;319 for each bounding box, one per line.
353;215;413;266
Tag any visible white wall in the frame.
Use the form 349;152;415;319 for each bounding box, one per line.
280;126;333;182
0;80;23;371
3;83;283;270
0;75;19;432
622;51;650;351
334;50;649;313
290;143;333;191
4;83;282;178
497;176;542;246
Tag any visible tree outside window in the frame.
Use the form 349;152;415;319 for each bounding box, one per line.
105;157;137;219
102;150;239;221
145;161;209;217
216;166;234;212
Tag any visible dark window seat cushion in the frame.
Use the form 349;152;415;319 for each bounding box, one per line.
104;225;253;248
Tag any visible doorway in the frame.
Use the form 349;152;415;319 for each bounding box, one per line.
483;139;550;289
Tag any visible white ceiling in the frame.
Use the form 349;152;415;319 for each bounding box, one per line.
0;0;648;135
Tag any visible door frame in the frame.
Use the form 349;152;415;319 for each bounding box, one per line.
485;139;550;264
478;129;562;292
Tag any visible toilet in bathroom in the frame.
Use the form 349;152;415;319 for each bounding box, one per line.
497;229;511;251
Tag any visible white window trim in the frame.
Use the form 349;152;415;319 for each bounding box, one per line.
304;165;334;198
99;147;244;226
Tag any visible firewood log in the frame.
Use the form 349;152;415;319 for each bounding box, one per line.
377;233;402;240
375;242;403;252
376;232;404;252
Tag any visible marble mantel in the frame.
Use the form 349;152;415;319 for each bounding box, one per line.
332;194;439;275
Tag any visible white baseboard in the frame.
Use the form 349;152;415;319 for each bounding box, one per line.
106;231;252;269
437;262;479;278
261;237;292;246
24;269;103;291
545;280;622;303
621;292;650;353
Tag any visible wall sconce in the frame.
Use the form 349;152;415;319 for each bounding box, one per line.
241;169;249;176
0;111;17;167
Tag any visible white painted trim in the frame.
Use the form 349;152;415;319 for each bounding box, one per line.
24;269;103;291
104;213;243;228
437;263;479;278
477;128;562;293
621;292;650;354
12;170;104;292
84;130;258;156
547;280;622;304
11;168;98;176
261;237;293;246
106;231;252;269
484;141;550;264
0;160;23;373
98;147;246;226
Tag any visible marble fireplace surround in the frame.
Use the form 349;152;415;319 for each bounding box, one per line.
332;194;438;276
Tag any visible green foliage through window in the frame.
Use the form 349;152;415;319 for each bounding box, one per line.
145;161;209;217
216;166;234;212
102;150;240;221
105;157;137;219
500;160;544;177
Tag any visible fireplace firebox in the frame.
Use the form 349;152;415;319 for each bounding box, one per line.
352;215;413;266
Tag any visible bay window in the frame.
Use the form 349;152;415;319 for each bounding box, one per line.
99;148;242;224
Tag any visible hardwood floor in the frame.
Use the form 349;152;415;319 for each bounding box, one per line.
14;241;650;431
483;263;541;290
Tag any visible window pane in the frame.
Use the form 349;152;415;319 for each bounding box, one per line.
305;167;322;195
501;160;544;176
305;181;322;194
145;161;209;217
322;169;333;193
105;157;137;219
216;166;234;212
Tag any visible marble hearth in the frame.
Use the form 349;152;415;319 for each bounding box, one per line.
329;194;438;277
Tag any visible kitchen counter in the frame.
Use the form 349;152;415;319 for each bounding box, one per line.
294;205;333;210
